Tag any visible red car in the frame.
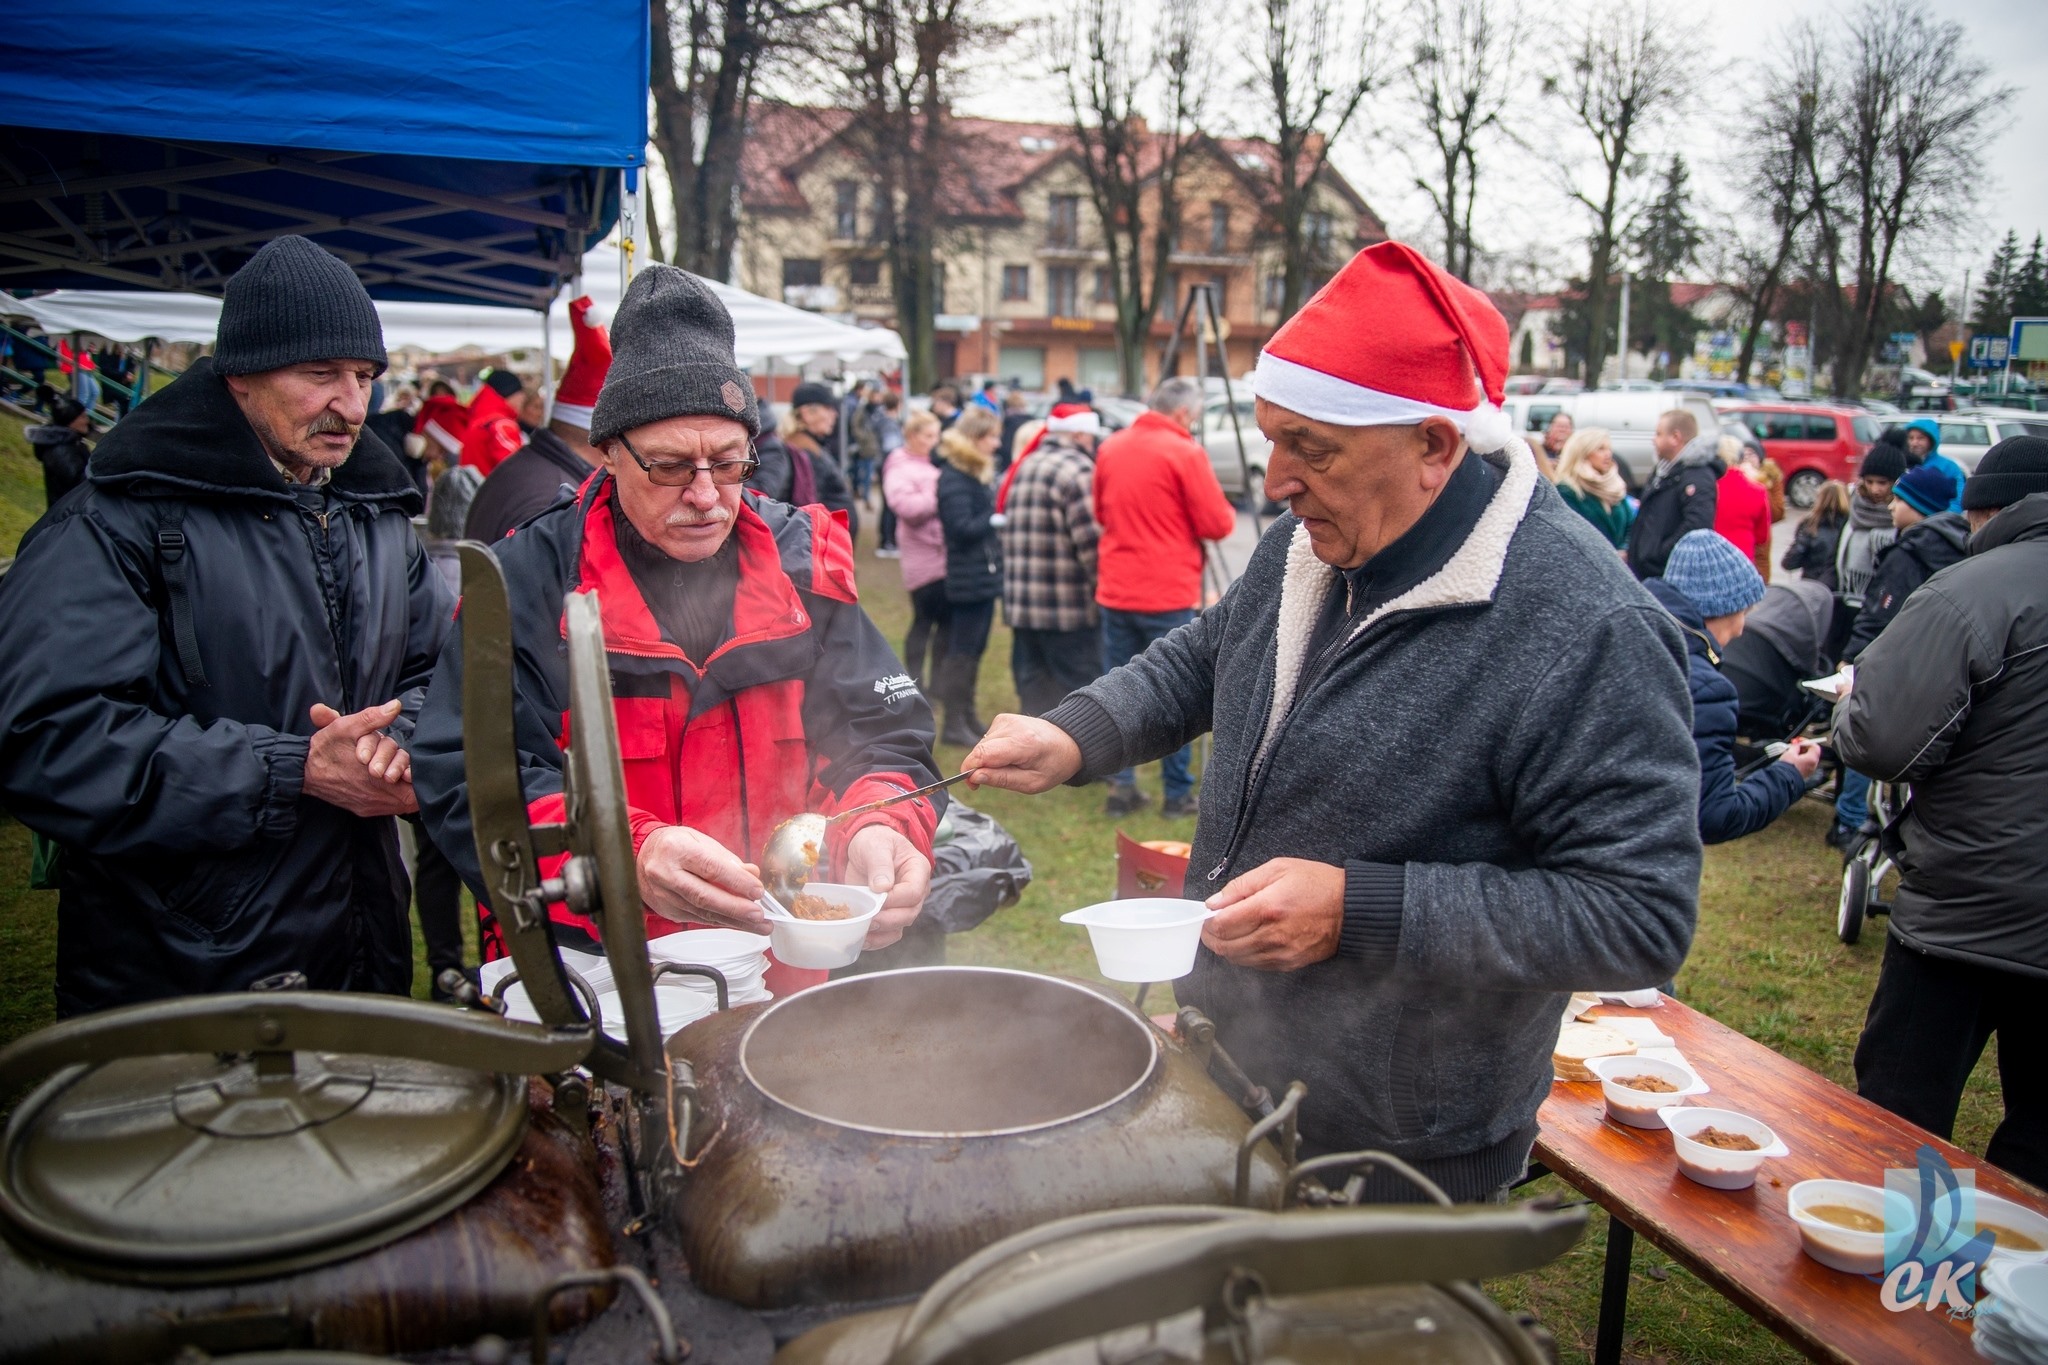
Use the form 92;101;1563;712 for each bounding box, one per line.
1725;404;1882;508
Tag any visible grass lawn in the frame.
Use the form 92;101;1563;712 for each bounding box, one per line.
0;414;2010;1362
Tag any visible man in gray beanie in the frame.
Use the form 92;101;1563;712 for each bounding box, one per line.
412;265;941;987
1834;436;2048;1187
0;234;453;1015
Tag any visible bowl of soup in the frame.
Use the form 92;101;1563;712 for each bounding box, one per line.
1788;1179;1911;1274
1658;1106;1789;1189
1975;1193;2048;1268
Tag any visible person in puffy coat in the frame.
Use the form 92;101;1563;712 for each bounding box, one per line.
1901;418;1966;511
1645;530;1818;844
0;237;451;1017
22;392;92;506
932;406;1003;747
1840;462;1967;662
1835;438;2048;1187
1625;411;1722;579
882;409;950;689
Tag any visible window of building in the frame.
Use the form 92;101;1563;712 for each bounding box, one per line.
1049;266;1080;317
998;345;1047;389
833;182;859;240
1002;265;1032;302
1206;275;1229;316
1047;194;1082;248
1077;348;1121;390
1263;273;1285;312
1209;202;1230;254
848;257;882;287
782;258;823;288
1093;267;1115;304
1305;210;1334;256
1160;271;1182;321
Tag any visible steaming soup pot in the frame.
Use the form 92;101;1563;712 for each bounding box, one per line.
666;966;1288;1310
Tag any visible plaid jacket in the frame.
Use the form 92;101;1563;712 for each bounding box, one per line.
1000;437;1101;631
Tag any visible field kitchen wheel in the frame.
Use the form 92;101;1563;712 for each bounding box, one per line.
1838;858;1870;944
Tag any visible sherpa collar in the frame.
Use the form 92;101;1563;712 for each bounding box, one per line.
1254;436;1541;766
86;357;422;511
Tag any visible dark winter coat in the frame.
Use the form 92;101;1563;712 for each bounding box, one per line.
463;427;595;544
1626;439;1723;579
0;359;451;1016
937;460;1002;605
751;432;854;524
1043;445;1699;1200
1834;494;2048;979
1780;518;1843;589
1840;512;1969;661
1644;578;1806;845
23;423;89;507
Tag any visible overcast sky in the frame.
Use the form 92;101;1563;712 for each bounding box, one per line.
954;0;2043;302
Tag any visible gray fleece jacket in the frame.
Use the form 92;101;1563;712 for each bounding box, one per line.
1048;441;1701;1200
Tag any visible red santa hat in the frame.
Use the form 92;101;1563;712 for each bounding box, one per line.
1252;241;1512;452
549;295;612;430
411;394;471;457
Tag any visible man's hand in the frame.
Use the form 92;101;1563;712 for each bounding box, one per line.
1201;857;1346;972
841;824;932;949
961;714;1083;794
638;826;768;933
305;701;418;816
1781;736;1823;780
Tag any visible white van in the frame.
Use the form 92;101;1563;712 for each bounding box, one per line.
1545;390;1720;489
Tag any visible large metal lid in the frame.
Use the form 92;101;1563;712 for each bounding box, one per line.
0;1048;527;1283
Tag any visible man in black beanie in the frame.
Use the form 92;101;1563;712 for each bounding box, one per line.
411;265;941;992
0;234;453;1015
1833;435;2048;1187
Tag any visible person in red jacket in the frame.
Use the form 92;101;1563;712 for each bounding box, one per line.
412;266;940;998
1711;433;1775;581
458;370;527;475
1091;376;1240;816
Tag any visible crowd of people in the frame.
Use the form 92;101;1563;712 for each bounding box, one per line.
0;233;2042;1196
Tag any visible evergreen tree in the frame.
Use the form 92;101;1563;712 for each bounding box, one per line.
2012;234;2048;320
1971;230;2020;335
1627;156;1705;371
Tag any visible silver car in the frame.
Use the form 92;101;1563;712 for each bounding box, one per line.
1197;396;1273;505
1933;409;2048;474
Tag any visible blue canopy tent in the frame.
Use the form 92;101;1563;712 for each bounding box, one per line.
0;1;648;309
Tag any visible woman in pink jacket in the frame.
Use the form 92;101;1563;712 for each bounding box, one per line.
882;410;949;687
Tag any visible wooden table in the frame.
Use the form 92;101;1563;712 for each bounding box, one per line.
1534;995;2046;1365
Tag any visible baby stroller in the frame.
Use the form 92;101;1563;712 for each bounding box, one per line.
1837;779;1903;945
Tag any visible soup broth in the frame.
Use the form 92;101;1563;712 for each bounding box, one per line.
1983;1223;2045;1253
1807;1204;1885;1234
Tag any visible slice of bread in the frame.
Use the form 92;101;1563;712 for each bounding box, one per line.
1554;1021;1637;1083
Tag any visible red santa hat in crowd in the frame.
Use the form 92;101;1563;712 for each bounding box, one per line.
996;401;1101;512
409;393;471;459
548;295;613;430
1251;240;1512;452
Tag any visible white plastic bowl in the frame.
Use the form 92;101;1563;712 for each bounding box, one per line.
1658;1106;1790;1190
1586;1055;1708;1128
1060;898;1215;982
767;883;883;970
1976;1193;2048;1268
1787;1179;1911;1274
1982;1261;2048;1342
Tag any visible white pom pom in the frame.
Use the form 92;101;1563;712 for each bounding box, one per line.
1463;404;1511;453
403;432;427;459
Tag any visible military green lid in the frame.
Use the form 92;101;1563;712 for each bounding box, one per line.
0;1048;526;1283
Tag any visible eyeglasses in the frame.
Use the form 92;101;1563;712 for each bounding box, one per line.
616;432;759;487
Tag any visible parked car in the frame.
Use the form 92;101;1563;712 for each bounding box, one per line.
1925;408;2048;474
1091;394;1145;433
1196;395;1272;505
1726;403;1880;507
1569;389;1721;489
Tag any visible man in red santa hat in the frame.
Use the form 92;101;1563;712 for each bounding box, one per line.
457;369;528;476
464;296;614;543
963;241;1702;1201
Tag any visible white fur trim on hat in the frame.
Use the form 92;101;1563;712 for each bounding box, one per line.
1046;411;1102;435
423;418;463;455
550;400;595;429
1253;351;1509;451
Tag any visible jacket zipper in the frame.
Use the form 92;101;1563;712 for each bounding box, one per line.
1205;604;1448;884
730;698;752;858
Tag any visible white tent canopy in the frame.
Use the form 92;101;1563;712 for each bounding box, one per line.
3;245;905;370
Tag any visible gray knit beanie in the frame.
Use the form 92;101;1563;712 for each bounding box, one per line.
213;235;387;376
590;264;759;445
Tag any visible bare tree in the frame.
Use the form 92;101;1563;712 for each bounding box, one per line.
1050;0;1210;395
1404;0;1526;283
1815;0;2007;398
1244;0;1388;320
1548;1;1693;387
832;0;1005;390
650;0;817;280
1728;28;1827;384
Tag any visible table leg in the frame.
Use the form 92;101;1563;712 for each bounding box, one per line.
1595;1217;1635;1365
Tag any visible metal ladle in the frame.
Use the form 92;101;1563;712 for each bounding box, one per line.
759;772;976;908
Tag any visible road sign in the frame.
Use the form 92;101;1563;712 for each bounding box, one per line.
1949;340;1965;362
1967;335;2009;369
2012;317;2048;364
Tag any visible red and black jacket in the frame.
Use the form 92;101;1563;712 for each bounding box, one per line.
412;474;941;991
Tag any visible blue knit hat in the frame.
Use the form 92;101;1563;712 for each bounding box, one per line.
1663;529;1766;618
1894;462;1958;517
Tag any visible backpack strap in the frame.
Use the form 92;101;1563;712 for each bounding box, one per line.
155;502;209;688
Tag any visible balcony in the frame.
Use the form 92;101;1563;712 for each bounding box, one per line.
847;282;894;307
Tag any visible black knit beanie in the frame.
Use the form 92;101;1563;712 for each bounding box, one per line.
790;381;836;409
590;264;759;445
214;236;386;377
1859;443;1907;483
483;369;524;399
1963;435;2048;511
